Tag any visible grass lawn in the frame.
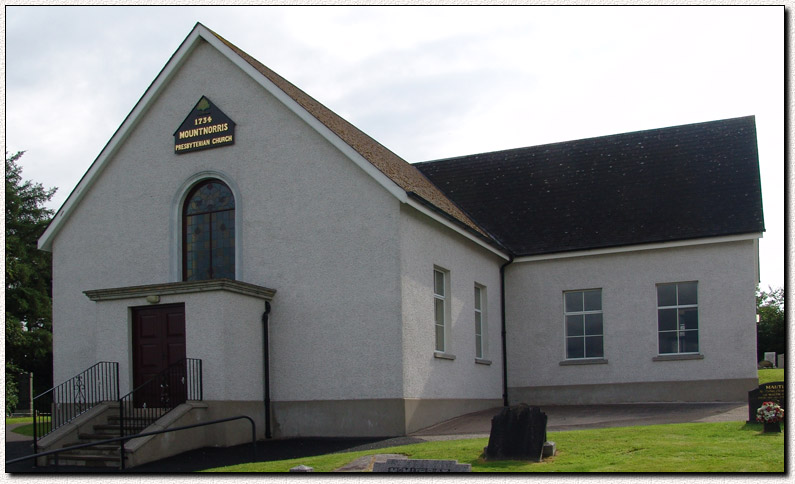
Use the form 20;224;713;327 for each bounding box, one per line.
758;368;785;385
5;416;33;425
5;416;50;437
204;421;784;473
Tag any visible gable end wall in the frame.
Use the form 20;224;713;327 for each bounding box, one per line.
50;40;405;407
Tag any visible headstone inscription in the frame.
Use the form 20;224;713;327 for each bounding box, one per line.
764;352;777;367
484;404;548;462
372;459;471;472
747;381;786;422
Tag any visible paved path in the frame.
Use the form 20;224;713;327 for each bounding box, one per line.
411;402;749;438
5;423;33;442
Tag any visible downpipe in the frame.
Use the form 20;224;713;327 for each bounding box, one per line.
262;301;272;439
500;255;514;407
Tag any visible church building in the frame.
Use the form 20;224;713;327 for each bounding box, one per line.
37;23;765;466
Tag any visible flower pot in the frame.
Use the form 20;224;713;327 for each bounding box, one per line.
763;421;781;433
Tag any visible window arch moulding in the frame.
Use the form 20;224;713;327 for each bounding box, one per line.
170;171;243;282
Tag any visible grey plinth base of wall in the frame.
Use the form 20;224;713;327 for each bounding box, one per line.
509;378;759;405
271;397;502;437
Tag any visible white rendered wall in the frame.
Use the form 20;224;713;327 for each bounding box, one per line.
399;206;504;400
50;40;404;401
76;291;266;399
505;239;760;390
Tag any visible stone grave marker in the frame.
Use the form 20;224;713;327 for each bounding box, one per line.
372;459;471;472
748;381;786;422
778;354;785;369
764;352;777;367
484;404;548;462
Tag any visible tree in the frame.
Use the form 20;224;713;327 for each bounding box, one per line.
756;286;785;361
5;151;57;412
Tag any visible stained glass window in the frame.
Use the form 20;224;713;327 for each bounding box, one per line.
183;180;235;281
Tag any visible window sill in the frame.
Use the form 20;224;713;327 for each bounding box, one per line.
559;358;608;366
653;353;704;362
434;352;456;361
475;358;492;366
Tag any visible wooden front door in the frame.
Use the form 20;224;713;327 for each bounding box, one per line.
132;304;186;407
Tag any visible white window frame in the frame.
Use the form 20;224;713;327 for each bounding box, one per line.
563;289;604;360
474;284;487;360
656;281;699;355
433;267;451;354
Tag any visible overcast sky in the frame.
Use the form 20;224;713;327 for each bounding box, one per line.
4;5;785;289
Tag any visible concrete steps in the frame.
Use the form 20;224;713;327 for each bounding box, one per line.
51;451;122;468
49;414;145;467
38;401;210;469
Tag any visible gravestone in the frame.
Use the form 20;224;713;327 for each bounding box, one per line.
372;459;471;472
778;354;785;369
747;381;786;422
484;404;547;462
764;352;777;367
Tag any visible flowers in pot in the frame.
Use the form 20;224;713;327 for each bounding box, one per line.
756;401;784;432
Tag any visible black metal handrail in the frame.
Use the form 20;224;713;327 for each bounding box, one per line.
6;415;255;471
118;358;202;439
32;362;119;455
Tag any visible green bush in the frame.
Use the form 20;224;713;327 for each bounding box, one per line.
5;374;19;416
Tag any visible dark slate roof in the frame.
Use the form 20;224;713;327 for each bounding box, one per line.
414;116;765;257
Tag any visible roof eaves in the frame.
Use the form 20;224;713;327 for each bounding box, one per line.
205;26;490;240
406;192;510;260
513;231;764;262
38;23;493;252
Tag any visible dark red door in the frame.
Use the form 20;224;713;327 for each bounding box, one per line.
132;304;186;407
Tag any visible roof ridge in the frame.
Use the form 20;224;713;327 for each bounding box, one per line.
207;27;490;239
415;115;764;256
418;115;757;166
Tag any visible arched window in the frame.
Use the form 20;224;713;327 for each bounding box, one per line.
182;179;235;281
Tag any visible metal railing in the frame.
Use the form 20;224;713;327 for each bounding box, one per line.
29;358;203;468
118;358;202;438
6;415;255;471
33;362;120;455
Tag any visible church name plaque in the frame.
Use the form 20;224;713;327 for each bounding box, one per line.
174;96;236;154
